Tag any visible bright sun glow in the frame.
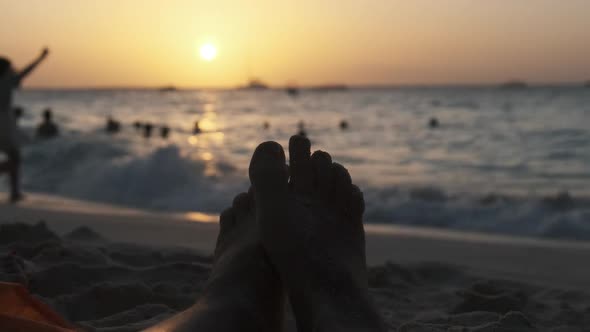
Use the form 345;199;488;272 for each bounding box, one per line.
199;44;217;61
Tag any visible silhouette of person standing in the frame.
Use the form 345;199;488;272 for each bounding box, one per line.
36;108;59;139
0;48;49;202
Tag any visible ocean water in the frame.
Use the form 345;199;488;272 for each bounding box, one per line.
6;87;590;240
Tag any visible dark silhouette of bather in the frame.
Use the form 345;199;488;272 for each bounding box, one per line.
193;121;202;135
340;119;349;130
143;123;153;138
297;120;307;137
106;116;121;134
1;47;49;202
160;126;170;139
36;109;59;139
429;117;439;129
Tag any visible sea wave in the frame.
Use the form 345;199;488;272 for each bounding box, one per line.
363;187;590;240
20;132;247;213
5;130;590;242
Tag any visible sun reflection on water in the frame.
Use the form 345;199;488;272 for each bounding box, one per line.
182;96;228;177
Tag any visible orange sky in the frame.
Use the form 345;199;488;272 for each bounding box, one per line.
1;0;589;88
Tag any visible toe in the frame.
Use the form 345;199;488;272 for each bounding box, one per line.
331;163;353;206
249;141;288;191
248;141;290;244
311;150;333;197
289;135;313;194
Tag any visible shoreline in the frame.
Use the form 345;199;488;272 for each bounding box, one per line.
2;192;590;291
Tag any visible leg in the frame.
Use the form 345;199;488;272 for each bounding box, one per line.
0;151;9;173
6;148;23;202
144;192;284;332
249;136;385;332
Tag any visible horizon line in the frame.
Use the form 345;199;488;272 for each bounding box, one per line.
20;81;590;91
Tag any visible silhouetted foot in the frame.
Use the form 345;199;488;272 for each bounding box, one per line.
249;135;384;331
145;192;283;332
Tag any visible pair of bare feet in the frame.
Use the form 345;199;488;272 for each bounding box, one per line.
146;136;384;332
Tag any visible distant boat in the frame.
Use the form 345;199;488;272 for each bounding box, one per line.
309;84;348;92
286;86;299;97
499;81;528;90
240;78;269;90
159;86;177;92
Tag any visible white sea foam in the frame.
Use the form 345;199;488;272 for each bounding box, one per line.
5;88;590;240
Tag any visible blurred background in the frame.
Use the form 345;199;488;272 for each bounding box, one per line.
2;0;589;240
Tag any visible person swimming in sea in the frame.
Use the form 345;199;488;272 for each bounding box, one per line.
106;116;121;134
36;108;59;139
340;119;349;130
193;120;202;135
160;126;170;139
297;120;307;136
429;117;439;129
143;122;154;138
0;48;49;202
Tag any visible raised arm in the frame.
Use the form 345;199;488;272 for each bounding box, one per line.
14;48;49;86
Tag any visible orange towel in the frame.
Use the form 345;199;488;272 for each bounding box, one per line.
0;282;76;332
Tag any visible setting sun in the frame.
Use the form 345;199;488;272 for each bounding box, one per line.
199;43;217;61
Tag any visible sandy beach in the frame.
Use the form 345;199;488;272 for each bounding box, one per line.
1;193;589;331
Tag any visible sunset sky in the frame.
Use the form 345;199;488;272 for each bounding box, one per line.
1;0;589;88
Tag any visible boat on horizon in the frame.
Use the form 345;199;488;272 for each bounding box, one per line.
286;85;299;97
159;85;178;92
499;81;528;90
309;84;348;92
239;78;269;90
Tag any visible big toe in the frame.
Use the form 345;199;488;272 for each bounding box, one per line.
249;141;289;194
249;141;290;244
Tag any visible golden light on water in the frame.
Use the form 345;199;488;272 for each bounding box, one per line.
201;152;213;161
188;136;198;145
183;211;218;223
199;43;217;61
197;118;217;132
